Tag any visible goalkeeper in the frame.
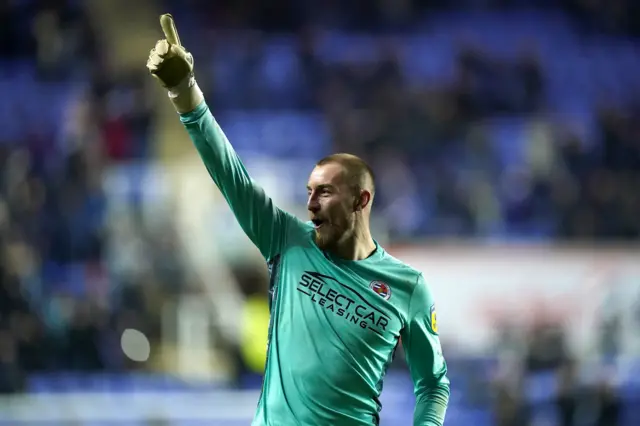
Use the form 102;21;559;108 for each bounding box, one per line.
147;15;450;426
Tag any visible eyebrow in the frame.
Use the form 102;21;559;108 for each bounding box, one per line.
307;184;335;191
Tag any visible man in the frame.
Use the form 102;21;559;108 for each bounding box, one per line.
147;14;450;426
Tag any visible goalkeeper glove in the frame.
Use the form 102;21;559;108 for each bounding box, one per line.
146;14;203;113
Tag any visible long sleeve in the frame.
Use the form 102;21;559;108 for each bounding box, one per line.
401;273;450;426
180;101;302;261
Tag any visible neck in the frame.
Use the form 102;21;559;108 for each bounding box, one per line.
332;225;376;261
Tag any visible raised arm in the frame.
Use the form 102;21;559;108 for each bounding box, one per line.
147;14;301;260
401;273;450;426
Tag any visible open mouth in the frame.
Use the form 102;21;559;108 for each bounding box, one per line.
311;218;325;229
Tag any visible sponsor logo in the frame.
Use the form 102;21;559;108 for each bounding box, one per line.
297;271;390;335
430;304;438;334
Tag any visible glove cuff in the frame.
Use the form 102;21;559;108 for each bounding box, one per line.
168;74;204;114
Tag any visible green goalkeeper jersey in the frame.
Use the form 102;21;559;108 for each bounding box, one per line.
180;102;450;426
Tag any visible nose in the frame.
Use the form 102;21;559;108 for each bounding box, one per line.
307;196;320;214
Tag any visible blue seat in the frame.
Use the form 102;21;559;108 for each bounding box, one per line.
487;117;528;168
525;371;558;404
220;111;329;159
315;32;380;64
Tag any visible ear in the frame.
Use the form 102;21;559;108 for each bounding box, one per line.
354;189;372;212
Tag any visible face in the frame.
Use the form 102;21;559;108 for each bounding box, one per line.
307;163;358;250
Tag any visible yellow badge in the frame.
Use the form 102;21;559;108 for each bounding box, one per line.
430;304;438;334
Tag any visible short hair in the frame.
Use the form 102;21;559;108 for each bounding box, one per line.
316;153;376;196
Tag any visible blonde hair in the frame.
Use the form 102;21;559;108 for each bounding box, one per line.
316;153;376;196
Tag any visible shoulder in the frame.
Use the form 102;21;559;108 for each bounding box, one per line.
282;216;315;247
289;219;315;235
379;250;436;307
264;215;313;263
376;251;436;324
379;250;424;288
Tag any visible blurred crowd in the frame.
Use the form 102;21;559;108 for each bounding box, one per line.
1;0;160;389
487;321;625;426
1;0;639;424
170;0;640;36
325;51;640;239
177;0;640;240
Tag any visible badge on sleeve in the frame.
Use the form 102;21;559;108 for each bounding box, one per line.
429;304;438;334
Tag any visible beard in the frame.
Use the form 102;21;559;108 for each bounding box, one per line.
313;221;352;251
314;224;342;251
314;227;336;250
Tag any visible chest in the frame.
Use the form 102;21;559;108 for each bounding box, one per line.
274;248;407;343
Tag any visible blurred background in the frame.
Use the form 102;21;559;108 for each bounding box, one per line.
0;0;639;424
